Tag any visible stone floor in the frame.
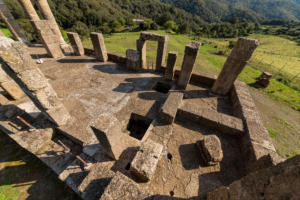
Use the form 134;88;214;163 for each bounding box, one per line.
2;45;245;199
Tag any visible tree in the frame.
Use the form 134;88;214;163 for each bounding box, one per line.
177;22;190;34
119;17;126;26
229;17;239;24
71;21;89;37
130;21;136;27
146;19;153;25
164;21;176;30
101;26;111;34
157;13;173;26
151;22;159;30
140;22;150;30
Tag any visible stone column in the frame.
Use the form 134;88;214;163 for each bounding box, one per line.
156;41;168;72
178;42;201;89
67;32;84;56
0;38;71;126
30;20;64;59
137;39;146;69
165;51;178;80
34;0;66;46
0;1;31;46
18;0;39;20
212;38;259;95
90;32;108;62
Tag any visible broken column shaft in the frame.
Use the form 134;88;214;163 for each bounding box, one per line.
165;51;178;80
178;42;201;89
0;2;31;46
34;0;66;46
212;38;259;95
67;32;84;56
18;0;39;20
30;20;64;59
90;32;108;62
0;38;71;126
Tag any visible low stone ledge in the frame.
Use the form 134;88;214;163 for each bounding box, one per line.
160;91;183;124
130;139;163;181
84;46;127;63
177;102;245;138
107;51;126;63
190;71;217;87
207;155;298;200
100;171;153;200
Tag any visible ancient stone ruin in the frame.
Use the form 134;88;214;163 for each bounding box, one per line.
0;1;299;199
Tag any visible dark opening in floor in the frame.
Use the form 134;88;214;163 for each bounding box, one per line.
125;163;131;170
152;82;172;94
170;191;174;196
127;113;152;140
167;153;172;160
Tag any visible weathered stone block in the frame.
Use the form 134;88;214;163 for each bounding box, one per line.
200;108;219;130
100;172;153;200
130;139;163;181
18;69;48;91
165;51;178;80
78;163;115;200
160;91;183;124
140;32;168;43
0;93;9;105
90;32;108;62
196;135;223;166
177;101;204;122
67;32;84;56
190;71;217;86
90;113;140;160
0;64;11;83
126;49;140;71
1;80;25;99
207;186;229;200
44;104;71;127
33;86;61;109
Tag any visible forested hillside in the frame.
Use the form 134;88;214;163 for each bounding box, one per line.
159;0;300;22
2;0;206;40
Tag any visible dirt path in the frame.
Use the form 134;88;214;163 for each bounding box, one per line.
249;87;300;158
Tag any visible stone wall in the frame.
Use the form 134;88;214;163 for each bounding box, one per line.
0;38;70;126
207;155;300;200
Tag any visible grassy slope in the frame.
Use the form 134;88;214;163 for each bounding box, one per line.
0;28;13;39
83;31;300;158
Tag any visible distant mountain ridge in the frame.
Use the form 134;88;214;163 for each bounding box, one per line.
159;0;300;22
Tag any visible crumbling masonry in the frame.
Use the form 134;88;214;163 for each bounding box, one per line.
0;1;299;199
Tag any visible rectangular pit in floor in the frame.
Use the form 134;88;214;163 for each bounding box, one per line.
152;82;172;94
127;113;153;141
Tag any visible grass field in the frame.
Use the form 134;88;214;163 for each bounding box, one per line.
0;28;13;39
204;34;300;88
